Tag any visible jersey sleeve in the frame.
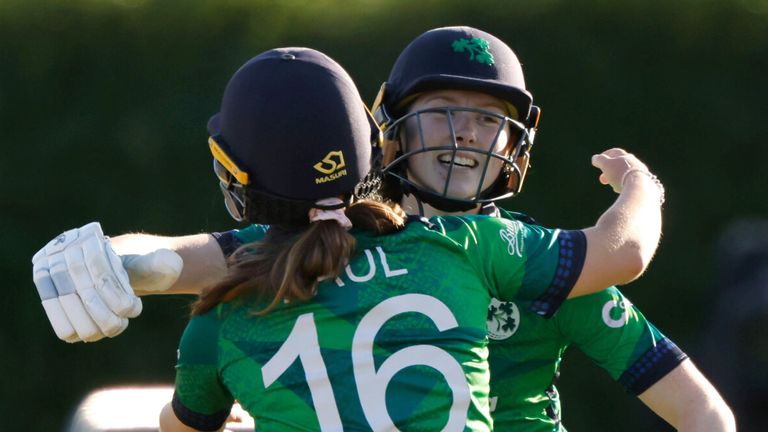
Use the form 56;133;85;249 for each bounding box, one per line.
462;216;586;318
172;309;234;431
555;287;688;395
212;224;269;258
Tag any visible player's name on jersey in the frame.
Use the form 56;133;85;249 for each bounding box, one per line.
334;246;408;286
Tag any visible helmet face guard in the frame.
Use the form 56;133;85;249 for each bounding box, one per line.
380;105;536;211
370;26;542;211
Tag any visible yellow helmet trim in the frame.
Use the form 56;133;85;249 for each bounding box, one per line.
208;137;250;185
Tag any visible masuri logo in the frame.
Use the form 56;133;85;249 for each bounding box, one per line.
314;150;348;184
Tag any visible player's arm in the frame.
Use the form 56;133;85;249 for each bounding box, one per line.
110;232;226;295
32;224;226;343
162;313;233;432
560;289;733;431
572;148;664;297
638;359;736;432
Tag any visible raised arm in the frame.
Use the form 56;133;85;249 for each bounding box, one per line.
32;224;227;342
638;359;736;432
570;148;665;297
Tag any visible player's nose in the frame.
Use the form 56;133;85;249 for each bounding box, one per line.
452;111;477;145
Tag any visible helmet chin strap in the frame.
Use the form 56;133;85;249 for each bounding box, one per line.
399;153;523;215
402;182;488;215
415;193;426;217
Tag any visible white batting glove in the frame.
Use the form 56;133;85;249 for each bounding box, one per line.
32;222;183;343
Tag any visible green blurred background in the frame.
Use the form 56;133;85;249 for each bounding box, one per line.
2;0;767;430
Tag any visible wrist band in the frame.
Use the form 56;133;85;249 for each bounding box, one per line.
621;168;666;205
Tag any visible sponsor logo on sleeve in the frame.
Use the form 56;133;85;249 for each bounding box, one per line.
602;297;632;328
499;221;524;257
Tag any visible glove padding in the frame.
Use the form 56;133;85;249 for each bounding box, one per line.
32;222;182;343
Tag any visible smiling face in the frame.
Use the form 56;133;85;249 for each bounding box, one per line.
399;89;518;200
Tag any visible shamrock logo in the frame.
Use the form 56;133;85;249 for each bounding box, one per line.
452;37;495;65
487;298;520;340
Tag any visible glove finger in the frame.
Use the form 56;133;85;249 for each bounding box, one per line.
97;275;144;319
83;236;142;318
48;250;78;297
41;297;81;342
59;292;105;342
78;286;129;337
53;245;105;340
34;239;86;342
65;242;133;335
33;254;60;299
34;255;79;341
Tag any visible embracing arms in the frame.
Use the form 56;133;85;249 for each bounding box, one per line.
33;147;664;341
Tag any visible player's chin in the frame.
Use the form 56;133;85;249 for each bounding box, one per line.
442;178;482;198
443;187;479;201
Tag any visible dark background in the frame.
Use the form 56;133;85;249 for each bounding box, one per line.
2;0;767;430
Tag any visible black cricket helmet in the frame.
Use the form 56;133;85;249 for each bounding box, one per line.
371;26;541;211
207;48;379;226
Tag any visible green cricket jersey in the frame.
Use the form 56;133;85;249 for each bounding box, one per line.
173;215;587;431
486;208;687;431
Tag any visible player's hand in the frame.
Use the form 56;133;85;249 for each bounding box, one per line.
32;222;182;343
225;401;256;431
591;148;651;193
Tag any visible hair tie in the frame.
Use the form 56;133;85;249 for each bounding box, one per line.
308;198;352;230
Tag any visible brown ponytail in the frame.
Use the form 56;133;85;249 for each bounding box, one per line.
192;199;406;315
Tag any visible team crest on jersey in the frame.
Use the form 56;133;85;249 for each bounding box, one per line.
487;298;520;340
499;221;524;257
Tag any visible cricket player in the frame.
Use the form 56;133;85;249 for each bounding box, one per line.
367;27;734;431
